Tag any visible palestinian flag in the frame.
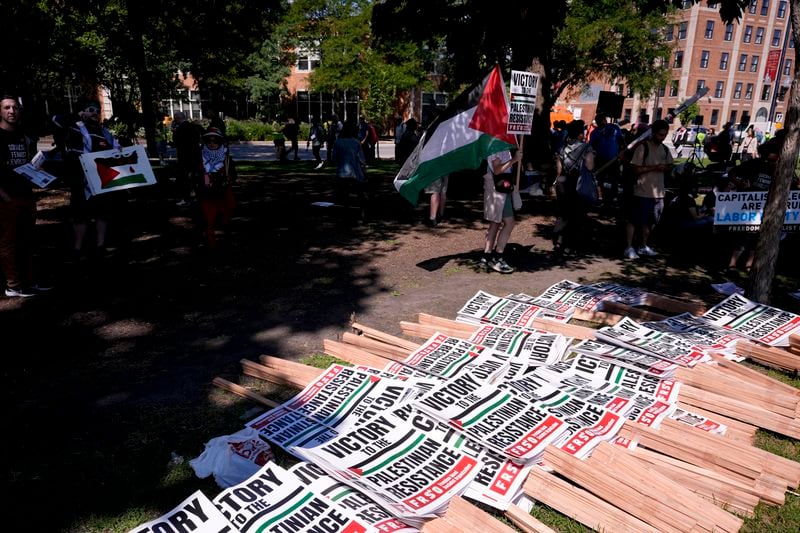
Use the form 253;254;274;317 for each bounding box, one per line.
394;65;517;205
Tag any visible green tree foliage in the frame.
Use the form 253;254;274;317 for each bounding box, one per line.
372;1;674;164
268;0;427;128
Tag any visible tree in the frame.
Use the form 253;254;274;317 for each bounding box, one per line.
271;0;428;127
372;1;673;166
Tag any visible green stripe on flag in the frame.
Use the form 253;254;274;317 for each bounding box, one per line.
256;491;314;532
101;174;148;189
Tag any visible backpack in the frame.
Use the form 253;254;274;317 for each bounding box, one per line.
368;124;378;145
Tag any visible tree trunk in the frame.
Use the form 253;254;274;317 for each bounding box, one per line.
747;2;800;303
127;2;158;157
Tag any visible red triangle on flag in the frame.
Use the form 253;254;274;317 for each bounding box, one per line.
95;162;120;185
469;65;517;145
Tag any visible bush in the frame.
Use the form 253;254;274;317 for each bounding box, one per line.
224;120;277;141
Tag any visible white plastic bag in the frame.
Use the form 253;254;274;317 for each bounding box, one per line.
189;427;274;488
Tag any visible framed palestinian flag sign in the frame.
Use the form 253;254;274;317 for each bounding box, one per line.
80;145;156;196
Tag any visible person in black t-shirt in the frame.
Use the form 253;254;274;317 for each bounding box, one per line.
0;95;49;297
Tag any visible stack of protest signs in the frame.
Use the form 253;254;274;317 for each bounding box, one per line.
132;280;800;533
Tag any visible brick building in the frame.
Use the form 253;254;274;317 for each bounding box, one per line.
561;0;792;135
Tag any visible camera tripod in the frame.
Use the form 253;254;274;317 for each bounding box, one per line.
684;143;706;168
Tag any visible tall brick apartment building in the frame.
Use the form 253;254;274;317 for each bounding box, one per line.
564;0;792;134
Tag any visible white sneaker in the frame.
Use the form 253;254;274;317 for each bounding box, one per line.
637;245;658;257
623;247;639;260
314;162;324;170
5;287;37;298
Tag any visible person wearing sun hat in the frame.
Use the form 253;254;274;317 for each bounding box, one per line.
196;126;236;249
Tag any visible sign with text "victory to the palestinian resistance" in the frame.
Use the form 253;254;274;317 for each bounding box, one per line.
507;70;539;135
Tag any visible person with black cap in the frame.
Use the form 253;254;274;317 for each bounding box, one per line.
53;97;121;261
196;127;236;249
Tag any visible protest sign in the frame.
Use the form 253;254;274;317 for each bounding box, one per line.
643;312;750;360
507;70;538;135
302;413;480;520
389;404;532;511
80;144;156;196
457;290;575;328
702;293;800;347
714;190;800;232
13;150;59;188
213;463;371;533
594;317;710;367
572;339;680;378
467;325;570;368
129;490;233;533
412;372;569;462
402;332;510;382
289;462;418;533
534;280;615;311
668;407;728;436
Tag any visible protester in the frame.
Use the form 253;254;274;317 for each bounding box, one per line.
481;148;523;273
332;120;368;218
725;131;785;272
197;127;236;250
623;119;673;260
0;95;50;297
325;114;343;165
53;98;122;261
553;120;596;256
358;116;377;163
308;116;326;170
738;126;758;162
395;118;419;167
423;174;448;227
589;113;625;206
171;111;202;206
281;118;300;161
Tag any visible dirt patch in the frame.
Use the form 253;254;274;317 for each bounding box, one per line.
4;160;798;530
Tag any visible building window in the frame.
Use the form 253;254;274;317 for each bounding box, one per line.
700;50;710;68
715;81;724;98
778;1;787;17
750;56;759;72
734;82;743;99
710;109;719;126
682;0;692;8
674;51;684;68
773;30;782;46
729;110;738;124
724;24;734;41
657;84;665;97
761;85;771;101
761;0;770;16
745;83;754;100
743;26;753;43
669;80;679;97
708;0;719;6
296;53;320;72
696;80;707;94
784;59;793;76
615;84;624;95
679;22;688;39
791;35;795;48
720;52;730;70
624;109;632;122
755;27;764;44
738;54;748;71
705;20;715;39
748;0;757;14
627;85;634;97
665;25;674;41
777;86;789;101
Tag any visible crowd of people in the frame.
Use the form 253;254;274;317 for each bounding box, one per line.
2;94;796;297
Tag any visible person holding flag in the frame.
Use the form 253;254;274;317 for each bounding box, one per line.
481;148;522;273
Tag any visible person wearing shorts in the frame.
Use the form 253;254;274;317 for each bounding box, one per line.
423;174;448;227
481;149;522;273
624;119;673;260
